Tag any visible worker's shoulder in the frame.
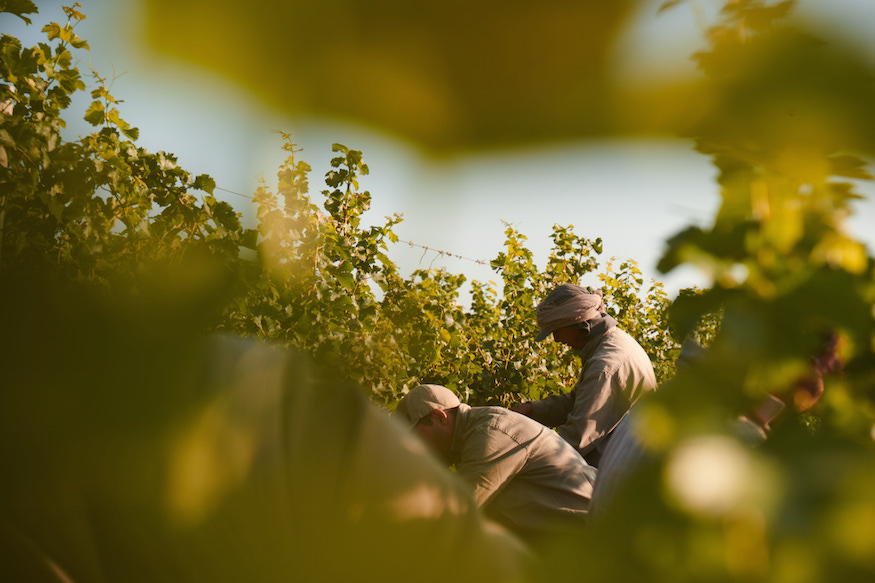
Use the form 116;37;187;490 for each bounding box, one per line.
462;405;546;443
595;326;648;355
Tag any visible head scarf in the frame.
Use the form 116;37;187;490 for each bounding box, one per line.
535;284;608;341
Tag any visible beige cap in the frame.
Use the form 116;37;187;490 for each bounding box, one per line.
395;384;461;428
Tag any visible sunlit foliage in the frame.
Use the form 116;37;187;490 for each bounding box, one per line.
2;1;874;581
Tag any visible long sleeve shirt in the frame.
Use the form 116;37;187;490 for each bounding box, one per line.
530;326;657;465
450;404;597;544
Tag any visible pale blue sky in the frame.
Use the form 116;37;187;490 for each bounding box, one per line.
8;0;875;303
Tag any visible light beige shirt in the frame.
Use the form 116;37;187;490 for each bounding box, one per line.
531;326;657;464
450;404;597;544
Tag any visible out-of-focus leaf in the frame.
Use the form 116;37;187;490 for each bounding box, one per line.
657;0;686;15
689;26;875;156
829;154;874;181
140;0;641;152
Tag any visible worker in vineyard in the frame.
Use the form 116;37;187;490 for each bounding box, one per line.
511;283;657;467
396;383;597;546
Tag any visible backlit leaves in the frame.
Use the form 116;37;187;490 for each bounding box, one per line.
4;4;875;579
2;0;38;24
1;5;248;285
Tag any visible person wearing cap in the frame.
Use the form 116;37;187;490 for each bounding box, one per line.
396;384;598;546
511;283;657;467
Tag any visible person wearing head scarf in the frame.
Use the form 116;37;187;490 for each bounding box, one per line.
511;284;657;467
